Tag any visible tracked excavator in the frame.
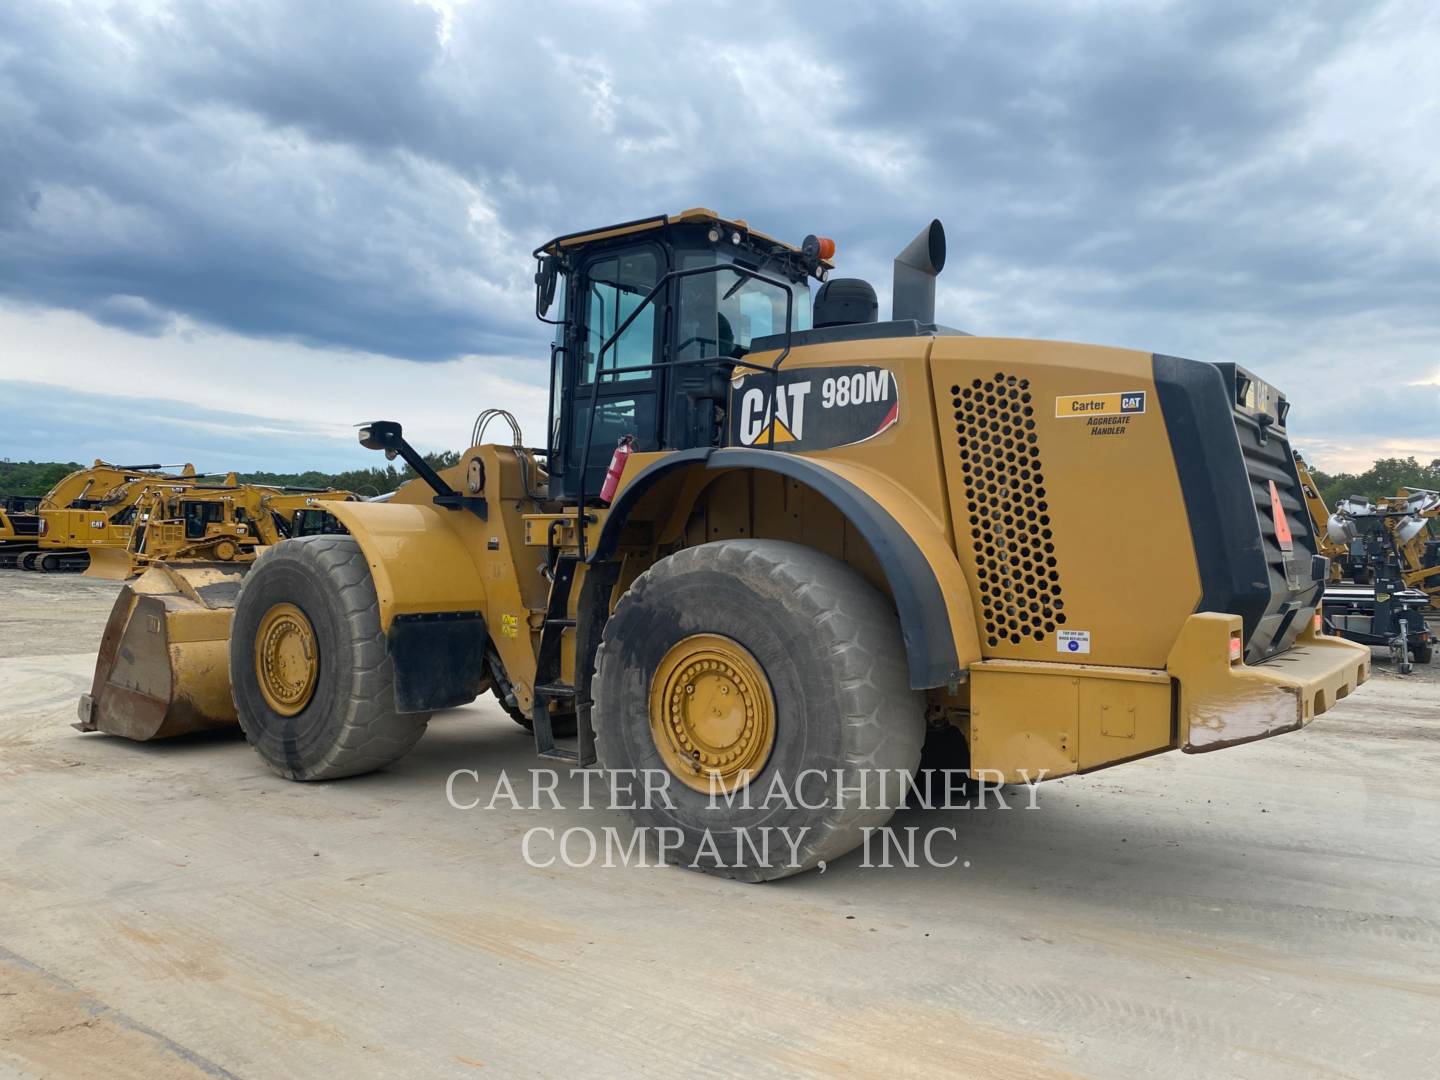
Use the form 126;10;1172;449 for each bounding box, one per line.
0;494;43;568
20;462;203;573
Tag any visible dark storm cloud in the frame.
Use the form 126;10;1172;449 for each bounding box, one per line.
0;0;1436;434
792;1;1437;327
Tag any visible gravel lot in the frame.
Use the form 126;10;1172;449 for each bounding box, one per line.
2;570;1437;1079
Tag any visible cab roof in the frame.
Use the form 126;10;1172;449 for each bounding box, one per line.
535;208;835;271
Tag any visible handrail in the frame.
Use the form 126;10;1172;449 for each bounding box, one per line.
574;261;801;561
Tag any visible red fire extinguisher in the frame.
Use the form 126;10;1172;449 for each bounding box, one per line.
599;435;635;504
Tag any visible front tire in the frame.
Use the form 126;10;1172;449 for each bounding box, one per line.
230;536;429;781
592;540;925;882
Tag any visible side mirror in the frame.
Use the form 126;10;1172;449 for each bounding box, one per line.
535;255;560;317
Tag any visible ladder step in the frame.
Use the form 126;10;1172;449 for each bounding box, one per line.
538;747;582;763
535;681;577;698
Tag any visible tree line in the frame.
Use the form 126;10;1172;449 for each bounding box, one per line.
0;452;461;499
1307;457;1440;509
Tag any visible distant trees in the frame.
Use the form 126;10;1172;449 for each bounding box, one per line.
0;451;462;499
242;450;463;497
1308;457;1440;508
0;460;84;497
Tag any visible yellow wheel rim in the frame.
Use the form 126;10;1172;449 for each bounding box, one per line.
254;602;319;716
649;633;776;794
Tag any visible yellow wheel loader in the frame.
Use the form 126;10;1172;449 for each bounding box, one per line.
80;209;1370;880
0;494;43;568
26;461;204;574
86;483;359;580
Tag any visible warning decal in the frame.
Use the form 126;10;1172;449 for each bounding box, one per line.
1056;629;1091;655
729;365;899;452
1268;480;1294;552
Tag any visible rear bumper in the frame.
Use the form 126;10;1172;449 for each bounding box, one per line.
1168;612;1369;752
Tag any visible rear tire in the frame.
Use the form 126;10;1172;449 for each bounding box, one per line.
592;540;925;882
230;536;429;781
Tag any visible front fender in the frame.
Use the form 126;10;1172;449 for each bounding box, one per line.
324;501;489;629
323;500;491;713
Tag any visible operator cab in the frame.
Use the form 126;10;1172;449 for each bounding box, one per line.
533;209;832;502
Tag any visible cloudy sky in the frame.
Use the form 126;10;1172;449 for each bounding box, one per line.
1;0;1436;474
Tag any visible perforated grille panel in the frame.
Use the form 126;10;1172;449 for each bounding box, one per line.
952;374;1066;648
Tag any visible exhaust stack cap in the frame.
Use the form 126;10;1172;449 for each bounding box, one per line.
892;219;946;324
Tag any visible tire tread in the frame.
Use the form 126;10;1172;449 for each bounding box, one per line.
233;536;427;781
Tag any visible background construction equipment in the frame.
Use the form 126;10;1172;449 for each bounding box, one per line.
23;462;204;573
0;494;42;568
87;484;357;579
1296;450;1436;670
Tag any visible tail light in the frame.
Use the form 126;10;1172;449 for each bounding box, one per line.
1313;612;1323;635
1228;633;1243;664
37;518;47;536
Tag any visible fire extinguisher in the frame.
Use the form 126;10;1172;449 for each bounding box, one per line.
599;435;635;504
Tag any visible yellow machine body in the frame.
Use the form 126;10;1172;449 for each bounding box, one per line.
297;332;1367;777
77;210;1367;803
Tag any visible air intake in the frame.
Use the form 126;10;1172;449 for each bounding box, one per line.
952;373;1065;648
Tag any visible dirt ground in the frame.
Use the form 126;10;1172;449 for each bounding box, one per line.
1;570;1437;1079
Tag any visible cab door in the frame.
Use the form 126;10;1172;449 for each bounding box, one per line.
554;243;666;501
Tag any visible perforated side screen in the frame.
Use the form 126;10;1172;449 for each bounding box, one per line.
951;374;1066;647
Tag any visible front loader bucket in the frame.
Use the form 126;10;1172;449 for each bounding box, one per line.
84;546;138;580
76;562;247;740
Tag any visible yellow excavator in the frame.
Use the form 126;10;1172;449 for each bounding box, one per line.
86;484;358;580
79;209;1369;880
22;462;203;573
0;494;43;568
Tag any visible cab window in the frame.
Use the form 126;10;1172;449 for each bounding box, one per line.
675;253;811;362
583;250;659;382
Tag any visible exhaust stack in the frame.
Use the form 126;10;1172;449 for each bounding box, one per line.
892;219;946;324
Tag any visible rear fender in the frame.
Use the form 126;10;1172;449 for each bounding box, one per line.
324;500;492;712
598;448;982;688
